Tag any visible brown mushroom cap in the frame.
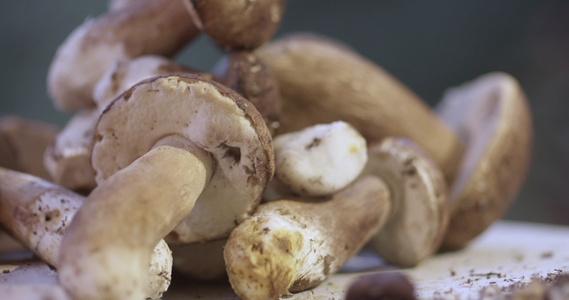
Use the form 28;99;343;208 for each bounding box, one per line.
361;137;448;267
92;75;274;242
186;0;285;50
436;72;533;250
213;51;282;132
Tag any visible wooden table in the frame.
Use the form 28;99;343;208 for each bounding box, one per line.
2;221;569;299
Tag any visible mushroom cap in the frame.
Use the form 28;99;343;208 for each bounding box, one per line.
187;0;285;50
362;137;448;267
92;75;274;242
44;109;98;191
92;55;207;110
212;51;282;132
436;72;533;250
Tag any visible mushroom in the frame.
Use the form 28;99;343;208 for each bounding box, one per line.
57;75;273;300
47;51;280;193
255;33;464;183
265;121;368;200
224;176;391;300
361;137;449;267
44;109;99;192
0;116;59;180
185;0;285;50
212;51;282;133
436;72;533;250
92;55;212;108
345;272;417;300
49;0;285;112
47;0;201;111
0;167;173;300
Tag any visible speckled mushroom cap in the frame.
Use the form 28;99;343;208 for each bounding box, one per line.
436;72;533;250
362;137;449;268
92;75;274;242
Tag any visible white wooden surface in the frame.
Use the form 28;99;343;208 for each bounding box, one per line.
1;221;568;299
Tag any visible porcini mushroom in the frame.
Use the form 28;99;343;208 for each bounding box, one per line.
92;55;210;108
0;116;59;180
185;0;285;50
0;167;173;300
224;176;391;300
58;75;273;300
212;51;282;133
44;109;99;192
361;137;449;267
265;121;368;200
436;72;533;250
47;0;201;111
255;33;464;183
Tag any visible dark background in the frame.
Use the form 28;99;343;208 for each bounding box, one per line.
1;1;567;225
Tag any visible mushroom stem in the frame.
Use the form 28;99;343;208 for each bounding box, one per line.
0;167;173;300
224;176;391;299
0;167;82;266
58;137;213;300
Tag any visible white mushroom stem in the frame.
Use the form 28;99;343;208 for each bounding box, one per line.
224;176;391;300
0;167;173;299
361;138;448;268
58;136;213;300
265;121;367;200
0;167;83;266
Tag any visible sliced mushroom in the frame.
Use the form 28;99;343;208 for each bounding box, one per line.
224;176;391;299
0;167;173;299
255;33;464;184
361;137;449;267
58;75;273;300
436;72;533;250
0;116;59;180
265;121;368;200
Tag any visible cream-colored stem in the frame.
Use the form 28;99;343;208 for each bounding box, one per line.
58;136;212;300
225;176;391;300
0;167;83;266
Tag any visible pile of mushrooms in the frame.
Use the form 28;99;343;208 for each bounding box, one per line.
0;1;533;299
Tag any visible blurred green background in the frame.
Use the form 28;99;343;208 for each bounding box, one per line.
1;1;567;225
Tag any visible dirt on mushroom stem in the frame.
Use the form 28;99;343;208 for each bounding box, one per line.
224;176;391;299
